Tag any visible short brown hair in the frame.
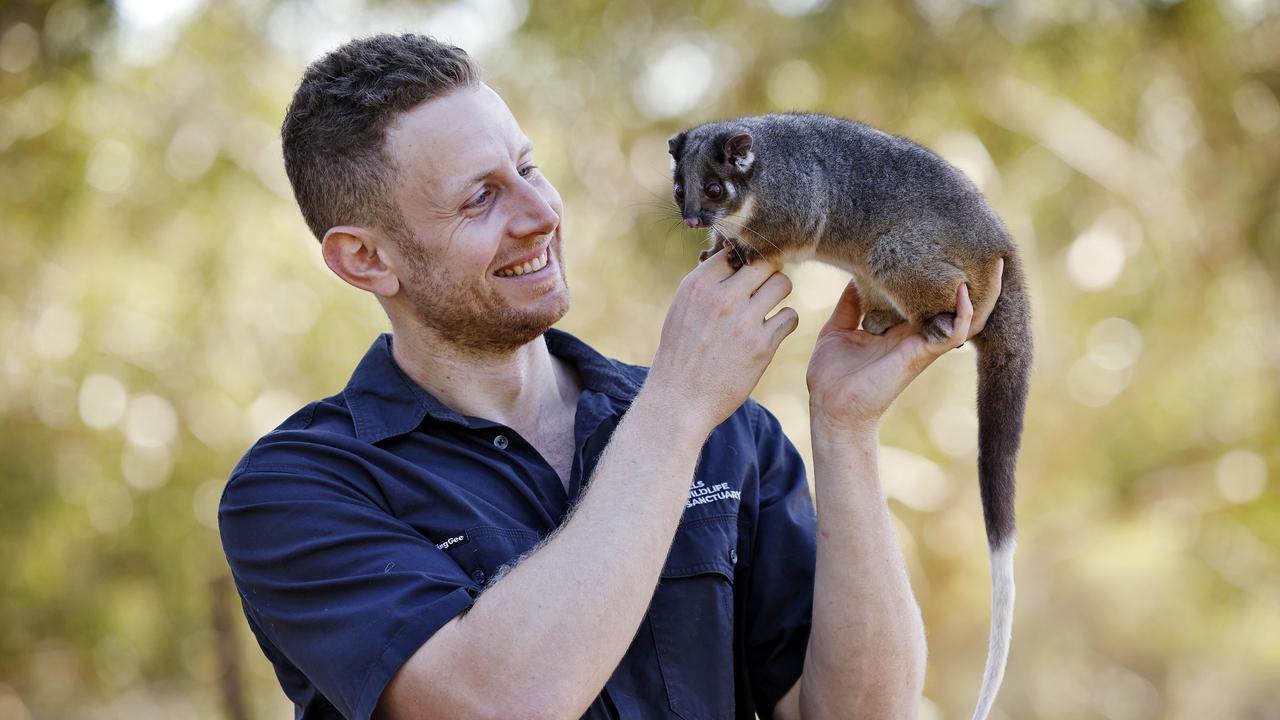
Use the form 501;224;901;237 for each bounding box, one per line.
281;34;479;241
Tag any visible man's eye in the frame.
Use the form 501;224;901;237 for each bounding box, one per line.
519;164;539;178
469;189;492;208
705;182;723;200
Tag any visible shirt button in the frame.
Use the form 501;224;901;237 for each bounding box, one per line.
472;569;486;585
729;549;739;565
493;434;509;450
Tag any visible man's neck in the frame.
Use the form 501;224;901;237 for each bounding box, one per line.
389;323;580;431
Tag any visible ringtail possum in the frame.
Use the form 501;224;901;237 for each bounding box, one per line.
669;113;1031;720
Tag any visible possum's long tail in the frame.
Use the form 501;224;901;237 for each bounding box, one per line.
970;254;1032;720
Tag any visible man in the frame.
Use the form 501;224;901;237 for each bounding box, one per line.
219;34;999;720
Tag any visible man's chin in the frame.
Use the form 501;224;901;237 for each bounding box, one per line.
439;296;569;356
404;270;571;356
509;283;570;331
520;292;571;339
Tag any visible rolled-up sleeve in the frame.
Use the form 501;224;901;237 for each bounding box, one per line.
218;466;478;720
744;403;818;719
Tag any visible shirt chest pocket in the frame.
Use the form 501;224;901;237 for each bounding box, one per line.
649;515;740;720
457;525;544;587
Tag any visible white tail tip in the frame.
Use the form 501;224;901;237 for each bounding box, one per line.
971;536;1015;720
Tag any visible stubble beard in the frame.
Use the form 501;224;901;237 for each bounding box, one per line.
399;241;570;357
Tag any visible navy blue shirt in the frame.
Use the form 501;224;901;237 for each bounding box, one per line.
219;329;817;720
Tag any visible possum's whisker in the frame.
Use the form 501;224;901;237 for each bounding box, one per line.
627;198;680;214
623;182;704;259
627;182;679;211
714;216;784;257
713;214;772;247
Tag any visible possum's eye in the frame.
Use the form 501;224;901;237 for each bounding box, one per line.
705;182;723;200
673;184;685;203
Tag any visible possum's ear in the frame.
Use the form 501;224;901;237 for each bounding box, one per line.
667;132;687;160
724;132;753;172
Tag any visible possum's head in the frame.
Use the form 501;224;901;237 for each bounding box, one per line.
668;125;757;245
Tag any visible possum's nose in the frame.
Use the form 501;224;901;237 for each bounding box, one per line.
684;218;702;228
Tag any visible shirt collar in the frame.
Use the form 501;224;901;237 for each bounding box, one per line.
342;328;642;443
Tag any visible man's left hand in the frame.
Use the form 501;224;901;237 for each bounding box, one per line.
806;258;1004;437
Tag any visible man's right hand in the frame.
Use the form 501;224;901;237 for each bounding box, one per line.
647;249;799;433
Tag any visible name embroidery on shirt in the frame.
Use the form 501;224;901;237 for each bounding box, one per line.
686;480;742;509
435;534;466;551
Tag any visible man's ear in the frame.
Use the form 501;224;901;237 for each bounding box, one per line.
321;226;401;298
724;132;753;171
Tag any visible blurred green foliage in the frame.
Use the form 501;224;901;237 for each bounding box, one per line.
2;0;1278;718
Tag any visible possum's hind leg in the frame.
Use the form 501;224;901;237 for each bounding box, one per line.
847;271;905;335
862;308;905;335
865;229;967;343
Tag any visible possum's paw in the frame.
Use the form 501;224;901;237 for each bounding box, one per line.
729;241;759;270
701;236;733;264
862;309;904;335
924;312;956;344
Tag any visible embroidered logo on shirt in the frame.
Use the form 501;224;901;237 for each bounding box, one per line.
686;480;742;509
435;534;467;551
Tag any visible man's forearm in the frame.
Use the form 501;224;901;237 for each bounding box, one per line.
391;384;710;718
381;252;799;720
799;425;928;720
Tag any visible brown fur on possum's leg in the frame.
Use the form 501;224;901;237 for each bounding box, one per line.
669;113;1032;720
864;227;973;344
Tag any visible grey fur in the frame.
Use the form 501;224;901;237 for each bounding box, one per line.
670;113;1032;720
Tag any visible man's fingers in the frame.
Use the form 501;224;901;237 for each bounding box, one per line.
949;283;975;347
749;271;793;313
821;281;864;333
765;306;800;346
967;257;1004;339
726;254;782;292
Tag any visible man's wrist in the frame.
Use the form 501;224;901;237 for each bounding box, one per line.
632;381;715;446
809;404;880;449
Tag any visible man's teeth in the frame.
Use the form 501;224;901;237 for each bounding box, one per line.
496;249;549;277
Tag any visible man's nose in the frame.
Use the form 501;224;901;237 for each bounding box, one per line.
510;181;559;237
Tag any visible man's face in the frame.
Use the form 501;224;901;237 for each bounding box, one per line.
383;84;569;355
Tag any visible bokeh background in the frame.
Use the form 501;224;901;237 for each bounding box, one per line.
2;0;1278;718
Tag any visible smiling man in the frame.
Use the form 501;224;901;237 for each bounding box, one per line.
218;33;999;720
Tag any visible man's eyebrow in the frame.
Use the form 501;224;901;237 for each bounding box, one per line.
461;141;535;188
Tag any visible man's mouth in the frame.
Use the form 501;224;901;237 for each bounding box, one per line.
494;246;551;277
